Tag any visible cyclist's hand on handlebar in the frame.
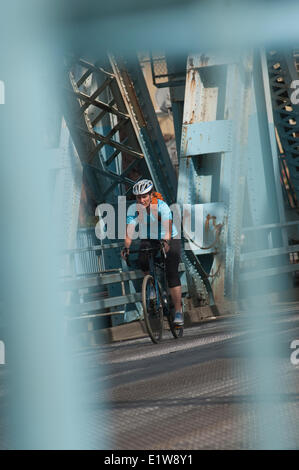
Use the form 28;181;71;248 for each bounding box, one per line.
121;247;130;260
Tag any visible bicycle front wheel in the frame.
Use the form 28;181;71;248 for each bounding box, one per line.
142;275;163;344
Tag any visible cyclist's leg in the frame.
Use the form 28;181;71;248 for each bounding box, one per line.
169;285;182;311
165;238;181;289
165;239;183;324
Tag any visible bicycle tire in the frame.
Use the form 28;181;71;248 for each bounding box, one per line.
142;274;163;344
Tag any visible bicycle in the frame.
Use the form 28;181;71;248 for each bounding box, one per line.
125;241;183;344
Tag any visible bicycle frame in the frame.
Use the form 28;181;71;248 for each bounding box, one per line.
148;250;168;314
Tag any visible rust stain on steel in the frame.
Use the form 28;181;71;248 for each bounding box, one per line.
190;109;196;124
185;69;197;125
204;214;218;233
120;68;146;128
205;214;211;233
190;71;196;95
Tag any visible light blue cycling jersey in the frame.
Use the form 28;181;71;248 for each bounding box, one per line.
126;199;178;239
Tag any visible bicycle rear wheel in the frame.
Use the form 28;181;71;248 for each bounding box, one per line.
142;274;163;344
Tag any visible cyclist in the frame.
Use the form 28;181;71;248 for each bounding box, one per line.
121;179;183;326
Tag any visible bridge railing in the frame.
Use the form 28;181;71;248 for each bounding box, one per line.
60;241;187;324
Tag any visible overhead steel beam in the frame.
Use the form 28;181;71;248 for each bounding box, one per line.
109;54;178;204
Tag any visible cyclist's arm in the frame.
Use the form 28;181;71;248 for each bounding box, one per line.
124;224;135;249
121;224;135;259
125;204;138;249
160;201;173;241
162;219;172;241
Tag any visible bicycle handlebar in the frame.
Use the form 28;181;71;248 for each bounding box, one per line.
128;247;158;254
123;241;167;266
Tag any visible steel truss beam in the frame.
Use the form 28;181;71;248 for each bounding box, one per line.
266;50;299;207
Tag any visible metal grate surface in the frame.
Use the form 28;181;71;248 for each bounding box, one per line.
83;309;299;450
1;308;299;449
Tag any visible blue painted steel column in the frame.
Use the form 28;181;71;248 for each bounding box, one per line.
239;51;292;293
177;54;251;303
222;55;253;299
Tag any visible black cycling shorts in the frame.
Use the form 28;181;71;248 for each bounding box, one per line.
138;238;181;288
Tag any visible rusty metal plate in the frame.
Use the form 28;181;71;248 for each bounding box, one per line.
181;120;233;156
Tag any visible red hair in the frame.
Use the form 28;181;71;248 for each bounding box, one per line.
151;191;164;204
137;191;164;223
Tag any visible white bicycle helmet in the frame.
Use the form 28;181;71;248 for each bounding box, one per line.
132;179;153;196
